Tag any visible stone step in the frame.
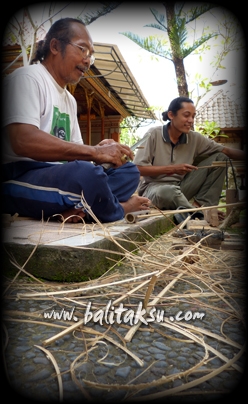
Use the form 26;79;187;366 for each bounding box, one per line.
2;214;173;282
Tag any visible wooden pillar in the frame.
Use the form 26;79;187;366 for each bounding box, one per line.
109;117;123;142
85;90;94;144
111;131;120;142
67;84;77;95
99;103;105;141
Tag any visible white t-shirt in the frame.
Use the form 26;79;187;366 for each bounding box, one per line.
2;63;83;163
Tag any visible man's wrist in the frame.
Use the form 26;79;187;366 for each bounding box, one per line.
78;145;98;162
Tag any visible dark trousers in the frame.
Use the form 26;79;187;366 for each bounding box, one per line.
2;160;140;222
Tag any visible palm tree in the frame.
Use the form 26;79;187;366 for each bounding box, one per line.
120;2;218;97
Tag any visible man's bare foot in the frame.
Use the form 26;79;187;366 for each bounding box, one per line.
59;207;86;223
120;195;151;215
217;210;225;221
192;200;201;208
192;201;226;227
204;208;219;227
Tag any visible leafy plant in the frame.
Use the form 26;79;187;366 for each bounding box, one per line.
195;120;228;139
120;116;150;147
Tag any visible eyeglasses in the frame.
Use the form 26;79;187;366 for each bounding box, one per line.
69;42;95;65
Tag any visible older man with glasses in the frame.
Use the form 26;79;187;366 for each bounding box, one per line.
2;18;150;223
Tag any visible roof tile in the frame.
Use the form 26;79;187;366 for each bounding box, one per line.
195;90;245;129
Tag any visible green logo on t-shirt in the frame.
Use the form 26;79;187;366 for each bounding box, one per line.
50;106;71;141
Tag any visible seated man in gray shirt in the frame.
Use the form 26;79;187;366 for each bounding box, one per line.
134;96;245;226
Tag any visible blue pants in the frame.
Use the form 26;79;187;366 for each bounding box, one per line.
2;160;140;222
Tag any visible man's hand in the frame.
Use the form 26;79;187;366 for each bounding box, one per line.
94;141;134;167
97;139;116;146
137;163;198;177
167;163;198;175
6;123;134;165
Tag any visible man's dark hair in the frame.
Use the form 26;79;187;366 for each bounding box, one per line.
31;18;86;64
162;96;194;122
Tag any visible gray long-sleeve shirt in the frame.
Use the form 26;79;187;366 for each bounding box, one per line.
134;123;224;194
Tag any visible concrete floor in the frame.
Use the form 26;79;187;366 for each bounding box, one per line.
3;216;134;247
2;212;173;282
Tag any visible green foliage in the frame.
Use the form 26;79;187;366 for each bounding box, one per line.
195;120;228;139
120;3;219;98
120;33;171;60
121;4;218;63
120;4;244;104
79;2;122;25
120;116;144;146
188;74;213;107
120;128;140;147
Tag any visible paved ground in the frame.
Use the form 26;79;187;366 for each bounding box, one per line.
2;219;246;404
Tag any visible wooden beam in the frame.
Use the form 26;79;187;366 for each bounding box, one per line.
81;71;129;118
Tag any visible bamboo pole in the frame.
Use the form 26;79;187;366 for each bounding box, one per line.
125;201;245;223
198;161;245;169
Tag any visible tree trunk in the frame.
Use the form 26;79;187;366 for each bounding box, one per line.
164;2;189;97
172;57;189;97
